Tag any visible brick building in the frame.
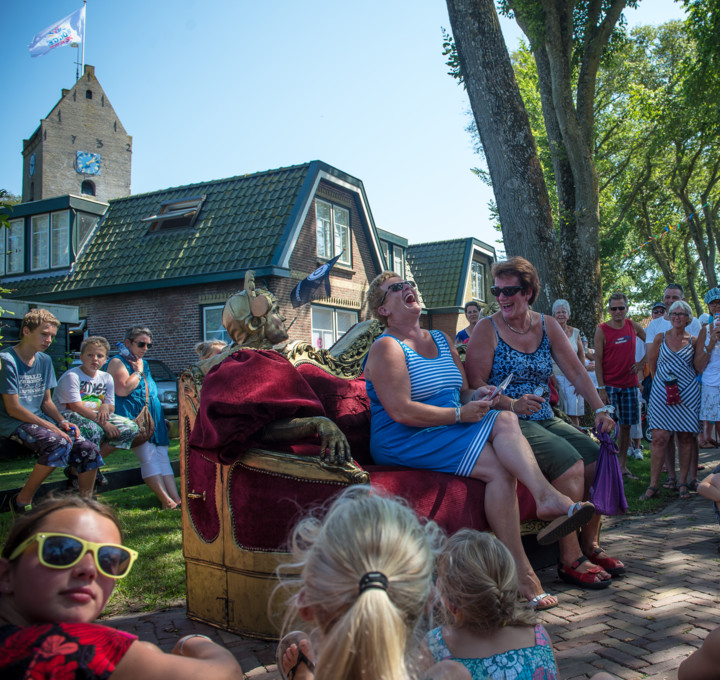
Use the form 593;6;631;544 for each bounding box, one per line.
2;161;389;372
21;64;131;204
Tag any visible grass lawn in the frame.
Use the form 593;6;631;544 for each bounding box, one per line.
0;437;701;617
0;439;186;618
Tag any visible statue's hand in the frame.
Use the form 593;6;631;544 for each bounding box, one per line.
315;417;351;465
244;270;256;298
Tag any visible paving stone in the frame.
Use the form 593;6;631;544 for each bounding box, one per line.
98;450;720;678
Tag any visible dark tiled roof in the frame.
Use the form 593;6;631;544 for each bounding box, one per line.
10;163;314;297
407;239;469;308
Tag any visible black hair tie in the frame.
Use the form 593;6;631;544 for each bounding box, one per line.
359;571;389;594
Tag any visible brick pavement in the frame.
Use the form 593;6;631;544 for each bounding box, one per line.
103;452;720;680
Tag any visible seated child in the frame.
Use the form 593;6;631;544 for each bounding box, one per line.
698;464;720;525
422;528;614;680
54;336;139;456
0;309;101;511
275;485;470;680
678;625;720;679
0;493;243;679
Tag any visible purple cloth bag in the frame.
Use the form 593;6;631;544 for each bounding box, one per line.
589;429;628;515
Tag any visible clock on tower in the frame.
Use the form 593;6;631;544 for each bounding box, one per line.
76;151;101;175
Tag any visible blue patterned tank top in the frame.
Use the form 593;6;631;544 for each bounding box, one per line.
488;315;553;420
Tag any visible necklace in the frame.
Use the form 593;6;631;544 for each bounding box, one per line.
502;312;533;335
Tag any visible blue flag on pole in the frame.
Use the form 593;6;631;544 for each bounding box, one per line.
290;254;342;308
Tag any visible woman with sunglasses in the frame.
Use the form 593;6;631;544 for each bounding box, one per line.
364;272;597;611
466;257;622;591
0;494;242;679
106;327;181;509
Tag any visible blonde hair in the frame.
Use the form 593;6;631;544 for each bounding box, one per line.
80;336;111;356
366;271;401;326
279;486;445;680
437;529;536;632
20;309;60;334
194;340;226;360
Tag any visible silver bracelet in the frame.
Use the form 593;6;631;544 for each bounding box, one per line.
176;634;213;656
455;406;461;424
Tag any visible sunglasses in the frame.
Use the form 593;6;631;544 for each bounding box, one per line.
379;280;416;305
670;312;688;317
609;306;626;311
9;532;138;579
490;286;523;298
652;308;665;314
133;341;153;349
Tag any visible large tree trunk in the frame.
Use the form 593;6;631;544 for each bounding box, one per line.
445;0;564;312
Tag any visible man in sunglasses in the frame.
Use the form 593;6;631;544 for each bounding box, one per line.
594;293;646;479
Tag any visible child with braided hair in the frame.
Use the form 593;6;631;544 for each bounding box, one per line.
275;486;470;680
422;529;614;680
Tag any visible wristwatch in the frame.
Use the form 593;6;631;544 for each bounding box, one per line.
595;404;615;416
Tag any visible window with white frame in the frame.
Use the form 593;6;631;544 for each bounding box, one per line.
202;305;231;343
393;249;405;278
30;211;70;271
311;306;357;349
316;199;350;265
6;219;24;274
471;260;486;301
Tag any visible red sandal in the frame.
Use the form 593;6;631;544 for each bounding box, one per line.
557;556;611;589
584;548;626;576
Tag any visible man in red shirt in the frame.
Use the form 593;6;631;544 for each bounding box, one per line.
594;292;646;478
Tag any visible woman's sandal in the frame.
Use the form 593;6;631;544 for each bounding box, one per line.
638;486;660;501
583;548;626;576
662;478;677;490
536;502;596;546
557;556;612;590
687;479;699;492
277;631;316;680
528;592;559;611
678;484;691;500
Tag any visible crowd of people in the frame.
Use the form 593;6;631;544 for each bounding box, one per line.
2;259;720;678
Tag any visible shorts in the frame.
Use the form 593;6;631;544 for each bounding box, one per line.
518;417;599;482
13;422;103;472
605;386;640;426
700;384;720;422
62;410;139;450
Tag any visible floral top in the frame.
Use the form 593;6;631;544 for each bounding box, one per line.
0;622;137;679
425;623;559;680
488;315;553;420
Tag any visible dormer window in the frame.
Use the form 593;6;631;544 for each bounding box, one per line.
316;199;350;265
30;211;69;271
142;195;205;232
471;260;486;301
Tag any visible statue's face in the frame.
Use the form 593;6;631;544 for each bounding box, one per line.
264;300;288;344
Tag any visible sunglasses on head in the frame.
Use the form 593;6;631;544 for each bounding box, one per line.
9;532;138;579
133;341;152;349
379;280;416;305
610;306;626;311
490;285;523;298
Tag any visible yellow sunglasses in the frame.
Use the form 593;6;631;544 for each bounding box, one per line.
9;532;138;579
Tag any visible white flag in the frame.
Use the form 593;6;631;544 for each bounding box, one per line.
28;6;85;58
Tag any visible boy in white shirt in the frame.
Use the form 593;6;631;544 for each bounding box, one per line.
54;336;139;455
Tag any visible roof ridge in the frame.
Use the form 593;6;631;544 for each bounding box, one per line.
109;161;314;203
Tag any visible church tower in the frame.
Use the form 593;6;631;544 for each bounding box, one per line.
21;64;131;203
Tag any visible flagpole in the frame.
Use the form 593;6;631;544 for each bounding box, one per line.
81;0;86;76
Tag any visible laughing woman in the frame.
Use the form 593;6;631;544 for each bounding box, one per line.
364;271;596;610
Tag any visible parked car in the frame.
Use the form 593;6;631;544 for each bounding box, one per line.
63;355;178;419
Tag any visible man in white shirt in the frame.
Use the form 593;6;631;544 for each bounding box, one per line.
645;283;701;490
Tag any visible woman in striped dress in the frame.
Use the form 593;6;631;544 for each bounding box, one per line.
642;300;701;501
364;272;596;610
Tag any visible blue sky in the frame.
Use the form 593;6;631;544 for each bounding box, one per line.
2;1;686;251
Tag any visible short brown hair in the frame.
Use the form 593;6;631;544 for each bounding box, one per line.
608;292;628;307
366;271;401;326
80;336;111;356
490;257;540;305
2;493;124;561
124;326;153;342
20;309;60;334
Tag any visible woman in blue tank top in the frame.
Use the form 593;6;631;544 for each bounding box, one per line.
364;272;597;610
466;257;623;592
